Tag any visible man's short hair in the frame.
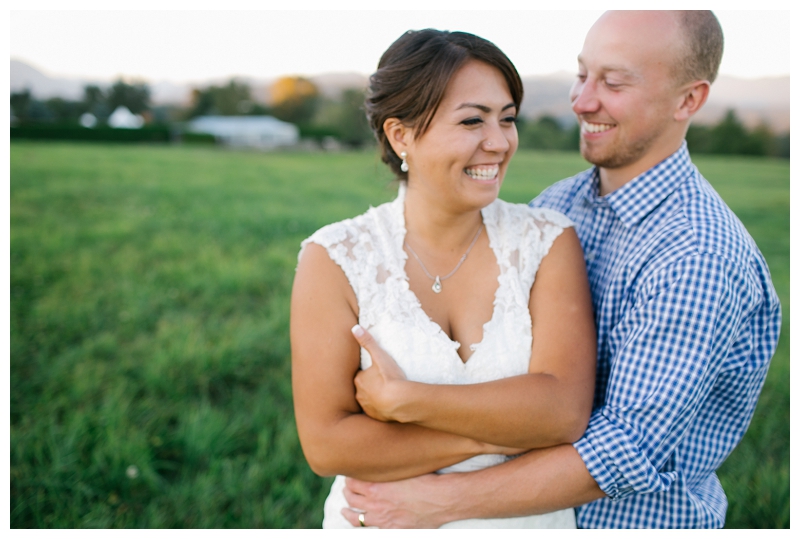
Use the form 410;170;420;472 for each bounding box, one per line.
675;10;724;85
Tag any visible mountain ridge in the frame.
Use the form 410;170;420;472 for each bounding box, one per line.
11;59;789;131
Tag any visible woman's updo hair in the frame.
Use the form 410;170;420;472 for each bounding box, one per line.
365;29;524;180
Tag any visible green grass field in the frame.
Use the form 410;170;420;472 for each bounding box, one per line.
10;142;789;528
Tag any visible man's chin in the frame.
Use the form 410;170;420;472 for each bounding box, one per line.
580;144;634;170
580;146;612;168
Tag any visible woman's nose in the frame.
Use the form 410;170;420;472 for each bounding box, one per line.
483;123;511;153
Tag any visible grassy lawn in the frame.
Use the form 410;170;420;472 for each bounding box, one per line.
10;142;789;528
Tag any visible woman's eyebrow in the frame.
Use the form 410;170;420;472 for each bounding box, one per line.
456;102;516;112
456;103;490;113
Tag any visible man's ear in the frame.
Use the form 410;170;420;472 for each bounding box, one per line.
383;118;413;156
674;80;711;122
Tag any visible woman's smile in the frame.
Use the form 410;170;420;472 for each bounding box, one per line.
464;164;500;182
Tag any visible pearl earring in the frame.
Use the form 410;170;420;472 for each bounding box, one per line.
400;151;409;173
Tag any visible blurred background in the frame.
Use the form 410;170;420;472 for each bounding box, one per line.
9;9;790;528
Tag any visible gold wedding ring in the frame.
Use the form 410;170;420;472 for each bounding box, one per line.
358;512;366;527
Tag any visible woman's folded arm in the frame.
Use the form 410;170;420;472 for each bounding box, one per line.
291;243;511;482
353;229;597;449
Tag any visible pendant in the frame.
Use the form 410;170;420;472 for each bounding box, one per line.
432;276;442;294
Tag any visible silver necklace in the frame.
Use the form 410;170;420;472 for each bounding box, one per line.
404;224;483;294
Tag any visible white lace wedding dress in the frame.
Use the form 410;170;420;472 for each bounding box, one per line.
300;185;577;528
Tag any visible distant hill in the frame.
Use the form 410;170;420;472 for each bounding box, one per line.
11;59;86;100
10;59;368;106
11;59;789;132
696;75;789;132
518;72;576;125
520;72;789;132
11;59;193;105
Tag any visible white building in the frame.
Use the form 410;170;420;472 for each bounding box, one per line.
108;106;144;129
187;116;299;149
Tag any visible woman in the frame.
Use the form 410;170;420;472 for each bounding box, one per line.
291;29;596;528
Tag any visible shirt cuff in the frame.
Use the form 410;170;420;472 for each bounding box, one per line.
573;410;678;501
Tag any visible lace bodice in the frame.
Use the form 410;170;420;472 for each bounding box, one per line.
301;186;577;528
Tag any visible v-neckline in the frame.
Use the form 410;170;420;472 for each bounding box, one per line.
392;189;503;366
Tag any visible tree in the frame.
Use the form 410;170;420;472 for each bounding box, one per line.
773;133;790;159
270;76;319;125
747;124;774;156
686;124;713;154
710;109;752;155
188;87;215;118
10;90;55;124
689;112;786;158
83;85;105;109
313;89;373;147
337;89;372;146
107;79;150;115
517;116;578;151
187;80;256;118
45;97;82;123
82;85;111;122
10;90;32;122
211;80;252;116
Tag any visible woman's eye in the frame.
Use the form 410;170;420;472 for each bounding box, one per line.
502;116;518;124
461;117;483;126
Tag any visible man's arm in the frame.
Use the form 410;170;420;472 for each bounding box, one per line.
571;253;763;500
342;444;604;528
343;252;772;527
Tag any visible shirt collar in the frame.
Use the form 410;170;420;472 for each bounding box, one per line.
581;142;695;228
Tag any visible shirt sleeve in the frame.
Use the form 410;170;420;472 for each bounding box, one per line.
573;252;761;500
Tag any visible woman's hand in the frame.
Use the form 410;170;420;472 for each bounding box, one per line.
352;325;528;458
352;324;410;422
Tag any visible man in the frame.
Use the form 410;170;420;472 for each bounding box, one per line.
341;11;781;528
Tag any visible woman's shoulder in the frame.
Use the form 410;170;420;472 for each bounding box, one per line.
297;198;401;304
301;215;360;252
486;199;576;290
298;198;401;266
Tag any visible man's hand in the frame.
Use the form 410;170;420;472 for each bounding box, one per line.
339;445;604;528
351;324;409;422
341;474;451;529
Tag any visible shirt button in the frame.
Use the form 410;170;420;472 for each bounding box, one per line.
586;251;595;262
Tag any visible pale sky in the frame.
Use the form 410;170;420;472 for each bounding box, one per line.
9;9;792;84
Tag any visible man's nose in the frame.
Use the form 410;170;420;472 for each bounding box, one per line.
570;79;600;115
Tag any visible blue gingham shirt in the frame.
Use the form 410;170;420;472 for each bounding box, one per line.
530;143;781;528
